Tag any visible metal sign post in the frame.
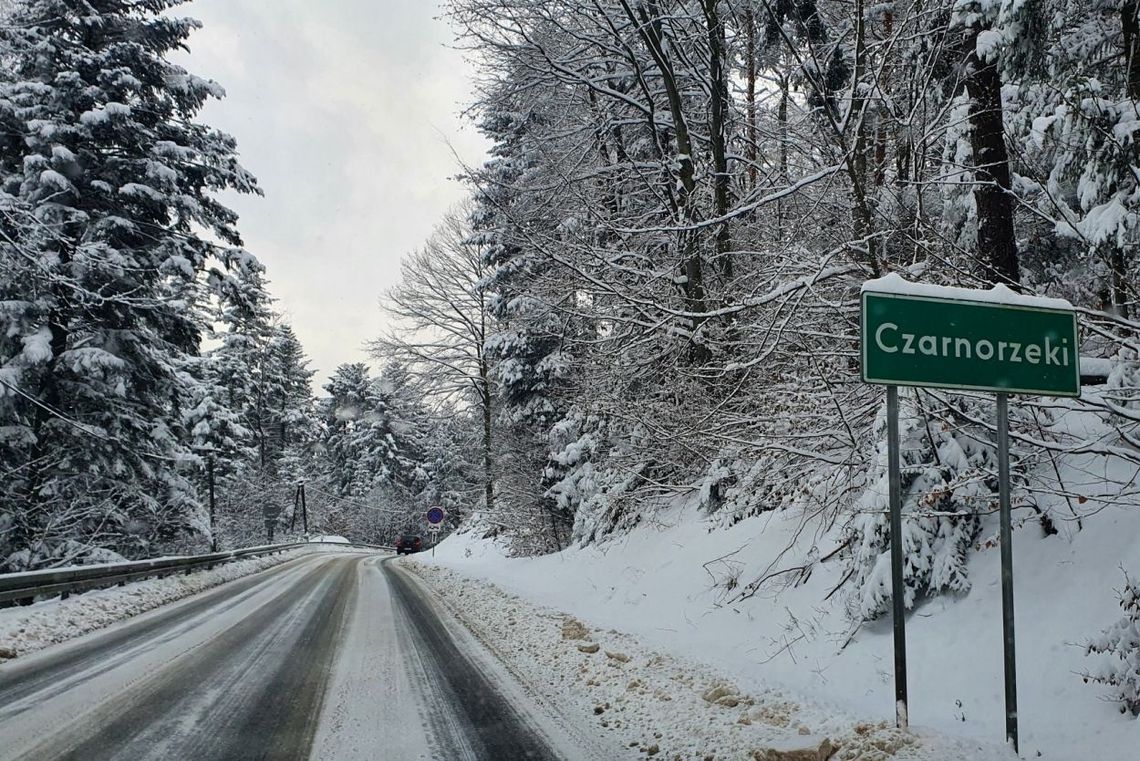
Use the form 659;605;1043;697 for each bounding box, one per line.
861;275;1079;753
426;507;445;558
887;385;908;730
996;393;1018;751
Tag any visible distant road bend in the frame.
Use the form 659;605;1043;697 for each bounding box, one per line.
0;554;590;761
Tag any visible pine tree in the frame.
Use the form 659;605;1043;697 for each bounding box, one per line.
266;323;316;459
1084;571;1140;716
844;390;995;621
0;0;261;570
321;362;414;498
199;307;318;544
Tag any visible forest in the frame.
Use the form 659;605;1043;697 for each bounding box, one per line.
2;2;1140;694
422;0;1140;621
0;0;474;568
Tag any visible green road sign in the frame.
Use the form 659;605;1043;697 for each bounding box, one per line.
862;283;1080;397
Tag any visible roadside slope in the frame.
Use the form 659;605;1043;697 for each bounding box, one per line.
404;557;1012;760
414;489;1139;761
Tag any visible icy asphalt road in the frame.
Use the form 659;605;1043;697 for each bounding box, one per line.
0;553;594;760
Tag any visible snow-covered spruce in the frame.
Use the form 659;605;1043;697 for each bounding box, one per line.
1083;570;1140;716
0;0;262;570
843;389;997;622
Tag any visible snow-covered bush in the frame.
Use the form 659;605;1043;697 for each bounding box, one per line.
553;412;651;545
1083;571;1140;716
844;390;997;621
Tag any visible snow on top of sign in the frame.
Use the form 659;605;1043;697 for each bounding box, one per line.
862;273;1074;310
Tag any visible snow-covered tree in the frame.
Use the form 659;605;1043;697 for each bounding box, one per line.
321;362;416;498
843;390;997;621
373;206;499;514
0;0;262;569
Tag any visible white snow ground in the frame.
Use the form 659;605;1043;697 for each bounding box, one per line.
406;557;1011;760
0;548;322;659
413;429;1140;761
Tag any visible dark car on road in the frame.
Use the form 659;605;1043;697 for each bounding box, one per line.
395;535;422;555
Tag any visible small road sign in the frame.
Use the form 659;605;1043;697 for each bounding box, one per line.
426;506;445;526
862;278;1079;397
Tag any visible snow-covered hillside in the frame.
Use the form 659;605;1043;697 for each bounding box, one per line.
419;458;1140;759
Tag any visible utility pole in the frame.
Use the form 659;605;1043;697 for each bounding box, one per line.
300;481;309;534
208;454;217;552
264;496;274;543
289;485;298;532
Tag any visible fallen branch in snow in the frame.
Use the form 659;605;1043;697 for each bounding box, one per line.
733;564;814;603
824;567;856;602
819;537;852;564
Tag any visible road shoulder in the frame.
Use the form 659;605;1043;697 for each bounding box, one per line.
384;558;620;761
0;550;311;661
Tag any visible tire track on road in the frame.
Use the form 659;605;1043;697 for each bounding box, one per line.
382;559;562;761
3;557;357;761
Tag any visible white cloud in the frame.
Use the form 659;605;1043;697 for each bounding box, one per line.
171;0;489;388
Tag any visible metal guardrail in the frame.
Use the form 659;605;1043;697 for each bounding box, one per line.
0;541;388;606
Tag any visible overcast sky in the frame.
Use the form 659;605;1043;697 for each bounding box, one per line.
173;0;488;389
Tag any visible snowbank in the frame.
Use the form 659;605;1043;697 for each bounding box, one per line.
417;481;1140;759
406;558;1009;760
0;549;307;660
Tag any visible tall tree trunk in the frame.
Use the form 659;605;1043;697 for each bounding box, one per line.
744;7;758;191
1116;1;1140;316
480;364;495;514
626;1;708;347
845;0;879;369
1110;245;1130;318
703;0;732;278
851;0;875;267
479;299;495;514
1123;1;1140;101
777;75;789;240
963;33;1020;285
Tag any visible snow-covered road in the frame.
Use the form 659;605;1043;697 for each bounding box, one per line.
0;553;601;761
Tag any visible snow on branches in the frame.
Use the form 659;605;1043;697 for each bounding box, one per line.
1083;570;1140;717
844;390;996;622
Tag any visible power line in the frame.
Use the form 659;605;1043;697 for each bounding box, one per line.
0;376;177;463
302;483;416;516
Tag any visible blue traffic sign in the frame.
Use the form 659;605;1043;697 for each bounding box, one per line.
426;506;445;525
